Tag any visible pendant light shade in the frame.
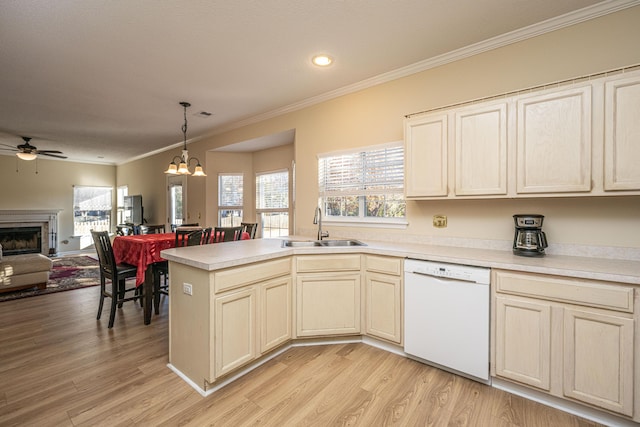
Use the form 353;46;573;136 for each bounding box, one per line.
164;102;206;176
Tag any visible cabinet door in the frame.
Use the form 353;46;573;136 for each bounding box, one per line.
365;273;402;344
260;276;292;353
516;86;592;194
495;296;552;390
404;113;448;197
604;74;640;191
455;102;508;196
296;273;361;337
214;287;257;377
563;308;634;416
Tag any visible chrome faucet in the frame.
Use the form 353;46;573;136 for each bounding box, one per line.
313;207;329;240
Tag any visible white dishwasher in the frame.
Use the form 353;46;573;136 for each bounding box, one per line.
404;259;490;383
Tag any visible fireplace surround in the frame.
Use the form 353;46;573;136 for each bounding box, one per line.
0;210;61;256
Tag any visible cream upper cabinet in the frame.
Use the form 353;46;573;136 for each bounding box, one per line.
455;102;508;196
364;255;403;344
516;85;592;194
604;73;640;191
404;113;448;197
404;69;640;199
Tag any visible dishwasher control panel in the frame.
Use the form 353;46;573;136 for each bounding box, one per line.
405;259;490;284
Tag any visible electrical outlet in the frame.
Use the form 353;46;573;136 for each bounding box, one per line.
433;215;447;228
183;283;193;296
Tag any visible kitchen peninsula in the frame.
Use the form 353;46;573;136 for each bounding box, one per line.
161;238;640;426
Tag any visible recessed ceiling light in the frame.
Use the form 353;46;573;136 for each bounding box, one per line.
312;54;333;67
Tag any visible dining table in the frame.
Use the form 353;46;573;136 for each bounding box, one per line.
112;230;252;325
112;232;176;325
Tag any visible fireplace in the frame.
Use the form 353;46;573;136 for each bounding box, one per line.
0;226;42;256
0;210;60;256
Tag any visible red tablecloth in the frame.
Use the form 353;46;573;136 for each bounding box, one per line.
112;231;251;285
113;233;176;286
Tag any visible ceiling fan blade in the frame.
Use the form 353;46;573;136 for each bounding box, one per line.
40;152;68;159
37;150;64;154
0;143;18;150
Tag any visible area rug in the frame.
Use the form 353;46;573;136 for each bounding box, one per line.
0;255;101;302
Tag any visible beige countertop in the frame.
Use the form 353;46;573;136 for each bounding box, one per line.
161;237;640;285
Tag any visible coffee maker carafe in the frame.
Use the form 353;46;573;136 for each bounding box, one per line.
513;214;548;257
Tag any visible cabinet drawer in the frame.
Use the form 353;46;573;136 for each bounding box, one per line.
296;254;361;273
214;257;291;293
364;255;402;276
494;270;634;313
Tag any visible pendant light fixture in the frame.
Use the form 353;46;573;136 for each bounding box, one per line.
164;101;206;176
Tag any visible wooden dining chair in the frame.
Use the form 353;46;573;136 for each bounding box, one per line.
240;222;258;239
153;228;204;315
140;224;166;234
202;227;213;244
170;222;199;232
213;226;243;243
175;228;204;246
91;230;140;328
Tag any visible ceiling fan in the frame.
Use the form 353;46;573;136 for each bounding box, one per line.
0;136;67;160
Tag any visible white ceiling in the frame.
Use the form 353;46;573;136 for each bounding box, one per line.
0;0;634;164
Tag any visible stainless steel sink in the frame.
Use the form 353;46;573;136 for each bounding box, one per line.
281;240;322;247
317;239;366;247
281;239;366;248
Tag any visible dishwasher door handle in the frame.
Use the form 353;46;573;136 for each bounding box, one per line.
406;271;486;285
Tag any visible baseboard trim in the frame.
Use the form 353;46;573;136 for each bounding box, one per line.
492;377;636;427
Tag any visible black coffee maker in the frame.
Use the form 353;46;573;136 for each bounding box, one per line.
513;214;548;257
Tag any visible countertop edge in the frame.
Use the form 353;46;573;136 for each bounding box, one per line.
161;238;640;285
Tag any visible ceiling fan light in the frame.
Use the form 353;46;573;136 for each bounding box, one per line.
16;152;37;161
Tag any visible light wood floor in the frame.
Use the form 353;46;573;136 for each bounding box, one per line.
0;286;603;427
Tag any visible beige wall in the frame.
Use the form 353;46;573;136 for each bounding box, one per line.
201;144;295;231
17;6;637;253
0;155;115;252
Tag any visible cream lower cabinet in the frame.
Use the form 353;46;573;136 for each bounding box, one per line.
563;308;634;415
493;269;637;419
260;276;292;353
295;254;361;337
214;287;258;377
364;255;402;344
495;296;552;391
212;258;293;378
168;257;292;387
214;275;293;377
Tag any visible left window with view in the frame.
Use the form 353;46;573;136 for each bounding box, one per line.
74;185;113;249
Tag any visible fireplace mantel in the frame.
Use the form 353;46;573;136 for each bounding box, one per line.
0;210;62;255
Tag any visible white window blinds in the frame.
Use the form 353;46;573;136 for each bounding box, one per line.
218;174;243;207
256;170;289;209
318;142;404;196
